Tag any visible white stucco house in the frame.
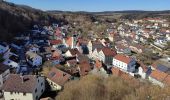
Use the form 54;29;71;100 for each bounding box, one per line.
2;74;45;100
0;63;10;88
112;54;136;73
26;51;42;67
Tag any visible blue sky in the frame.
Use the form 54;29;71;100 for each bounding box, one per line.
7;0;170;12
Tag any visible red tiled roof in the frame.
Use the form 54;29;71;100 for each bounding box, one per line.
47;67;72;86
50;40;62;45
150;69;168;82
101;47;116;56
114;54;132;64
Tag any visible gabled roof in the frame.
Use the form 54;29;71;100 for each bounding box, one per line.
66;37;73;47
91;40;104;51
95;59;102;69
47;67;72;86
114;54;132;64
101;47;116;57
77;55;89;63
3;74;39;93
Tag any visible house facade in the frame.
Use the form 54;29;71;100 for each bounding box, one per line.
98;48;116;65
2;74;45;100
112;54;136;72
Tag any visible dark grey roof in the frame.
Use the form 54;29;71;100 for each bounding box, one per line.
157;64;169;73
0;63;10;74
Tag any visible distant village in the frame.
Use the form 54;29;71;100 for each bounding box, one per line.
0;17;170;100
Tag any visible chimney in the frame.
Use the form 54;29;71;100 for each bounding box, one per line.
20;73;25;83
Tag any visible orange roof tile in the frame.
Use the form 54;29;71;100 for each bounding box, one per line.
150;69;168;82
114;54;132;64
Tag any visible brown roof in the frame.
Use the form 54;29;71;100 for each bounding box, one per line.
68;48;80;56
0;63;9;74
79;62;91;76
101;47;116;56
114;54;132;64
47;67;72;86
3;74;39;93
77;55;89;63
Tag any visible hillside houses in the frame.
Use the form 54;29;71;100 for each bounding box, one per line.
0;16;170;99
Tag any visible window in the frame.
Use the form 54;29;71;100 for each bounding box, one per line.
35;88;37;93
36;96;38;100
41;89;44;93
41;82;43;86
23;92;26;96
